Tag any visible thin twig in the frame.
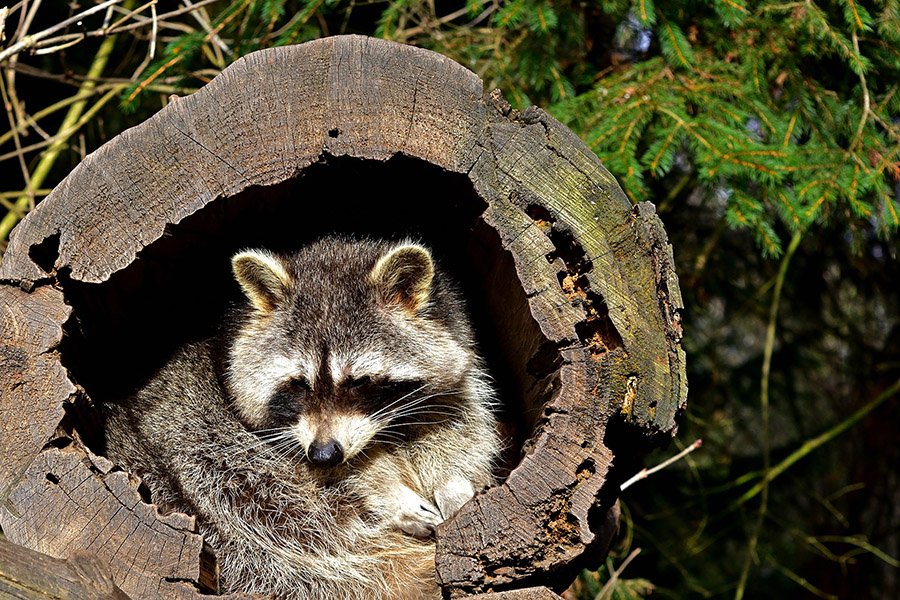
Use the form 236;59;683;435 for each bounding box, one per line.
33;35;86;55
620;439;703;491
22;109;51;140
16;0;42;44
105;0;223;35
29;32;84;50
734;229;802;600
849;31;870;153
0;87;123;162
183;0;230;54
106;0;158;33
0;188;50;200
6;2;163;58
812;534;900;568
1;72;34;210
128;1;160;78
768;558;838;600
269;0;325;38
150;1;158;59
8;62;186;96
0;197;27;216
467;3;498;29
125;0;247;103
595;548;642;600
0;8;9;45
10;2;28;43
734;378;900;508
0;0;124;63
102;3;115;30
0;8;128;241
5;0;36;149
401;3;486;38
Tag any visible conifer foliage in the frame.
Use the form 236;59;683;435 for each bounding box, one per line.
550;1;900;256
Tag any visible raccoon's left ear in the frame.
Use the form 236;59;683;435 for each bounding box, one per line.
232;249;293;313
370;243;434;313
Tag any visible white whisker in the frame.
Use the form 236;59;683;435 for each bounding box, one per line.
372;390;461;424
382;418;453;429
368;384;431;421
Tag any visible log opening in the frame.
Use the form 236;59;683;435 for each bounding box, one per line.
59;154;552;473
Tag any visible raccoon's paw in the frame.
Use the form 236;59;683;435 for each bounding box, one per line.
394;484;443;539
434;475;476;520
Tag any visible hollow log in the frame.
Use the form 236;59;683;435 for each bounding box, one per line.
0;35;686;599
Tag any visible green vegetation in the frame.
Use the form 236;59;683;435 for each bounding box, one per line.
1;1;897;598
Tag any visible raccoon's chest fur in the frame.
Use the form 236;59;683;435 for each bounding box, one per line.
103;238;501;600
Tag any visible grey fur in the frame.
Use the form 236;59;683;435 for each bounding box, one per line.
103;237;500;599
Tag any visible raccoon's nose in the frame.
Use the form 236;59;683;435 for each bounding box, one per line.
307;439;344;467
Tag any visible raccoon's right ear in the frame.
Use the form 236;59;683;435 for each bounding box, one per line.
232;250;293;313
370;243;434;313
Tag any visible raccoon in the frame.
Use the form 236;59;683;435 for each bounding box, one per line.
102;237;501;599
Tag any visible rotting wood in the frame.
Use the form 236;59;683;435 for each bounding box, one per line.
0;535;131;600
468;588;564;600
2;443;215;599
0;35;685;598
0;286;74;504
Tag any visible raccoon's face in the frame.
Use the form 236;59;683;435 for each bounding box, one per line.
225;239;475;467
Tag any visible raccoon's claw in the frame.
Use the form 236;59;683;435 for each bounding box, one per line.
395;503;442;539
391;478;476;538
434;476;476;520
393;485;443;539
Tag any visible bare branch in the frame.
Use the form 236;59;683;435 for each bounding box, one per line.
850;30;870;153
105;0;223;35
182;0;230;55
0;0;124;64
0;7;10;45
620;439;702;491
595;548;642;600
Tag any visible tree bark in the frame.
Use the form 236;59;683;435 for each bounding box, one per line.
0;35;685;599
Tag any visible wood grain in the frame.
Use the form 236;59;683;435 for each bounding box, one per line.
0;536;131;600
0;286;74;503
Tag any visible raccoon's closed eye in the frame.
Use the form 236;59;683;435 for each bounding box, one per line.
378;379;427;395
285;377;311;396
345;375;371;389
